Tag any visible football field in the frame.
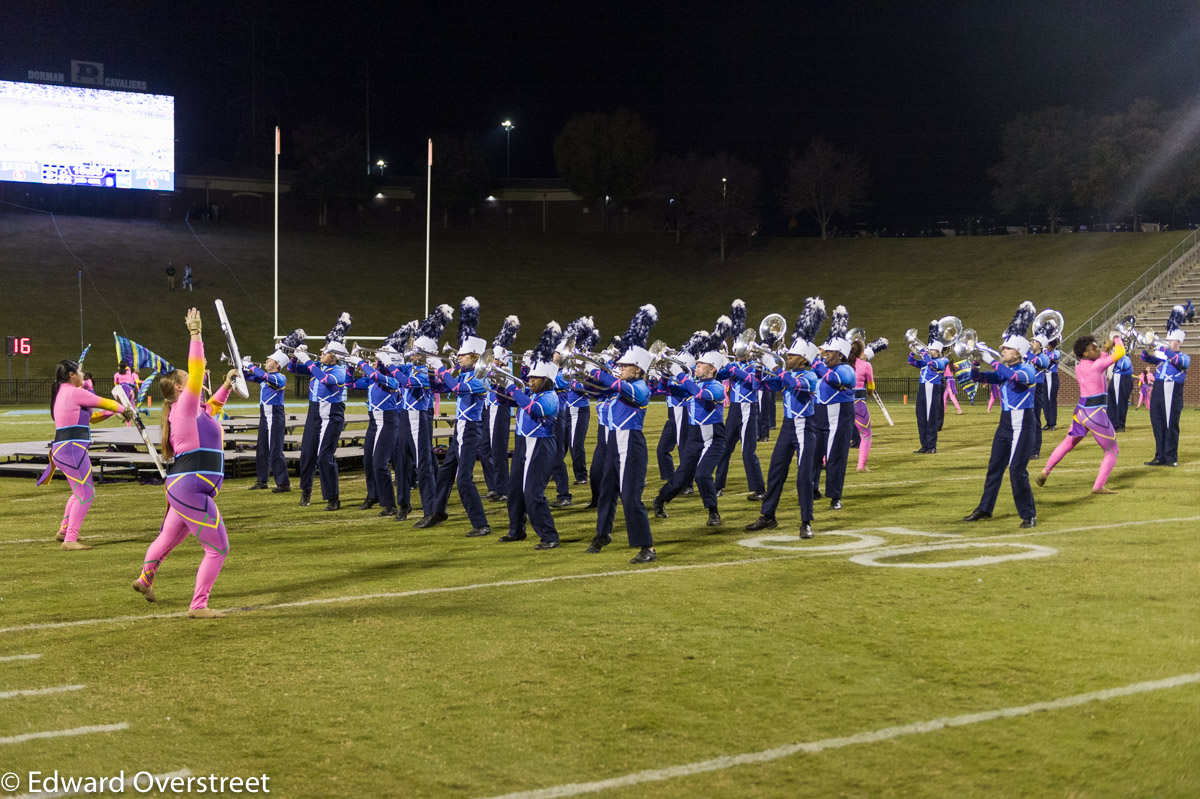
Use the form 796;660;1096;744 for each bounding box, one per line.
1;401;1198;798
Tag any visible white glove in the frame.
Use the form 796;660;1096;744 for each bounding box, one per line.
668;361;685;378
761;354;778;372
1156;348;1170;361
347;355;363;368
427;357;444;371
980;350;996;365
493;346;507;361
293;346;311;364
647;368;662;384
241;355;254;367
863;347;875;362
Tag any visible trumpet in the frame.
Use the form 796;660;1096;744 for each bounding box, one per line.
442;342;460;358
729;330;778;364
562;348;614;375
351;342;379;361
904;328;928;356
219;352;255;369
648;340;692;372
1137;329;1169;350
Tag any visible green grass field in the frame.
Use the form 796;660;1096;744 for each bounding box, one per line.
2;397;1198;798
0;211;1190;379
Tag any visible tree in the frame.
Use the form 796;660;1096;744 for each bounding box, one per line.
686;153;761;263
989;106;1087;233
411;135;491;229
553;109;655;230
779;137;871;240
290;120;368;227
1073;99;1167;229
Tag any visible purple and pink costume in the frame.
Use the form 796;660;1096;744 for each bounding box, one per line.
135;341;231;610
853;358;874;469
943;364;962;413
41;385;123;542
1042;340;1122;490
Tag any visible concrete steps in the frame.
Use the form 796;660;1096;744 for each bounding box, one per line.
1128;259;1200;357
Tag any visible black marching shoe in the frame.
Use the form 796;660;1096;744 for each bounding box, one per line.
394;506;410;522
829;499;842;511
325;499;341;511
745;515;778;532
358;498;378;511
299;491;311;507
927;447;937;454
706;510;722;527
413;511;448;529
583;499;598;510
484;490;498;501
1144;458;1166;466
1020;516;1038;529
798;521;814;539
533;540;560;550
499;531;527;542
574;477;589;486
550;497;573;509
377;506;398;518
585;534;612;553
813;488;822;500
271;484;291;493
746;491;766;501
653;500;669;519
466;525;492;538
914;448;928;454
716;489;724;498
962;508;992;522
630;547;657;564
249;481;268;490
492;493;508;502
681;486;695;496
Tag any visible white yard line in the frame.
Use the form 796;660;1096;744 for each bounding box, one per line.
0;723;127;746
0;654;41;663
0;684;84;700
476;672;1200;799
4;515;1198;635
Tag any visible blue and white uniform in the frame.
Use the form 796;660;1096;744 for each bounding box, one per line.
758;366;818;522
244;364;289;489
498;384;560;543
714;361;766;495
353;361;400;511
971;360;1038;520
1107;351;1133;432
590;370;653;548
396;362;435;515
908;350;949;451
288;357;347;502
428;366;490;529
1141;347;1190;464
811;360;856;501
655;373;727;512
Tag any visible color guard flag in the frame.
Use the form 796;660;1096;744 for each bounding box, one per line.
113;333;174;375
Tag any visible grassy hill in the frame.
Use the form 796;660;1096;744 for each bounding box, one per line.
0;210;1189;378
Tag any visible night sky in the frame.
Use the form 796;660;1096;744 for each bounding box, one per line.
4;0;1200;219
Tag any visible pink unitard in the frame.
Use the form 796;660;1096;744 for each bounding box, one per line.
943;364;962;413
42;385;122;542
135;341;232;610
853;358;874;469
1043;340;1121;491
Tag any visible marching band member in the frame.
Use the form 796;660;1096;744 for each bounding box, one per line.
289;313;351;510
1143;305;1190;467
654;331;703;494
399;306;452;522
244;343;291;493
1043;328;1062;431
963;301;1039;528
1037;333;1124;493
548;365;575;508
811;305;857;509
943;362;963;414
586;305;657;562
850;336;888;472
908;320;948;453
714;300;767;501
1026;332;1052;458
41;358;133;549
353;345;402;516
745;296;825;538
757;325;782;443
499;322;563;549
418;297;492;536
1106;335;1134;433
131;308;235;618
654;322;730;527
585;334;622;510
481;315;520;502
562;316;597;489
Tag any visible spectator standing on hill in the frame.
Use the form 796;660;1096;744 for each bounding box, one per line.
1186;299;1195;324
182;264;193;292
166;263;176;290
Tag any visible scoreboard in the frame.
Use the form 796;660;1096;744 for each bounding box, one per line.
6;336;32;356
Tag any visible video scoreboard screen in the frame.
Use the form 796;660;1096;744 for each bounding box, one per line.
0;80;174;191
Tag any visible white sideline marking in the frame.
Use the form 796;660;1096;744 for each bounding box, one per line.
850;542;1057;569
477;671;1200;799
0;654;41;663
0;684;84;700
0;723;127;746
5;768;192;799
5;515;1200;635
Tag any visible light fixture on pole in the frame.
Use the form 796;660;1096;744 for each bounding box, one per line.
720;177;728;263
502;120;514;178
376;159;386;176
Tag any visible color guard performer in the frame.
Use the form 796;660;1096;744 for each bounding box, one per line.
42;359;133;549
654;321;730;527
1143;305;1190;467
289;313;351;510
714;300;767;501
131;308;236;618
419;297;492;536
1037;333;1124;493
244;343;291;493
811;305;857;509
963;301;1039;528
909;320;948;453
850;336;888;472
498;321;563;549
745;296;825;538
586;305;657;562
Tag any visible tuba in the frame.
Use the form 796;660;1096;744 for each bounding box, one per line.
1033;309;1065;344
952;328;978;361
848;327;867;346
936;315;963;348
758;313;787;348
1109;315;1137;343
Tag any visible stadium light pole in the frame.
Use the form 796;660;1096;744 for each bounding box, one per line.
502;120;514;179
